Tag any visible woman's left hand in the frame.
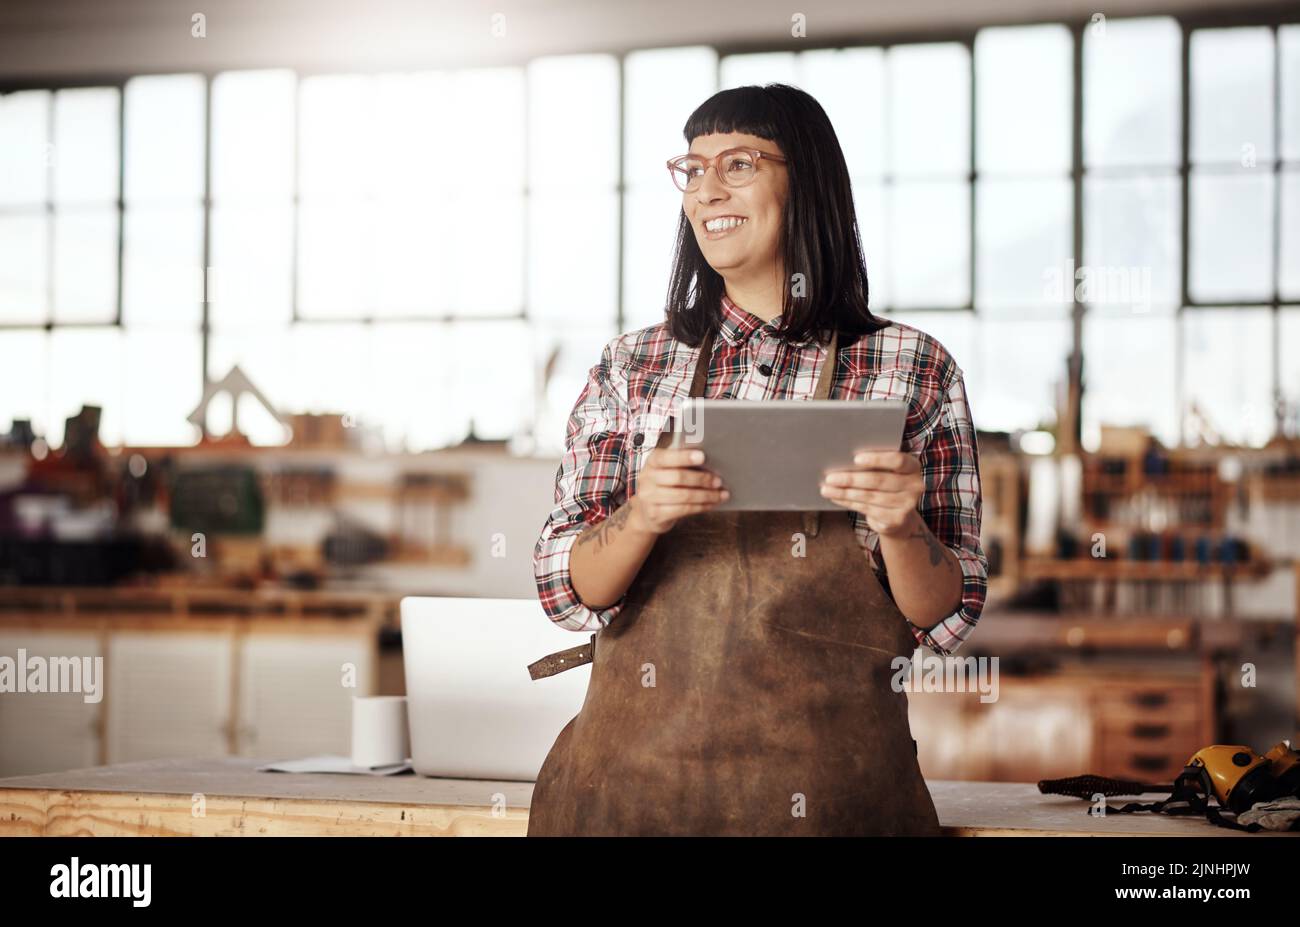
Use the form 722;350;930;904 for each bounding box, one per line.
819;450;925;539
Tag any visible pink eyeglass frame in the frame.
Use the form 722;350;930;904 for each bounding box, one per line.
666;147;788;192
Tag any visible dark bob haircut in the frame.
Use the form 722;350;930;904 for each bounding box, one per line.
664;83;890;349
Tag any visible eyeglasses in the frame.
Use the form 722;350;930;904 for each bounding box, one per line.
666;147;787;193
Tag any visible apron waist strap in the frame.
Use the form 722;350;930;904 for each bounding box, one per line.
528;633;596;680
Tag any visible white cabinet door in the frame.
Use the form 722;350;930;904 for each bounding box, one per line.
106;631;234;763
0;631;103;776
236;634;374;760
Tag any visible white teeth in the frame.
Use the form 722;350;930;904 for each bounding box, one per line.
705;217;747;232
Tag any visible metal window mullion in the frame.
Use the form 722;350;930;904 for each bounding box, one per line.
200;74;214;433
967;36;977;317
1068;23;1084;455
1177;21;1192;447
1271;23;1283;440
45;91;55;330
290;72;301;326
114;81;125;328
615;52;627;336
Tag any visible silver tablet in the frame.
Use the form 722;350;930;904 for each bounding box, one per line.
667;398;909;511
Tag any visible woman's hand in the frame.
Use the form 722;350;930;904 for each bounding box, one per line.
628;447;729;535
818;450;925;538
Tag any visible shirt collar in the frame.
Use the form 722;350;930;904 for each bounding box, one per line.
717;293;822;348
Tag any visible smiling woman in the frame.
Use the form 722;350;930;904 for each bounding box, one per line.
664;83;886;348
529;82;986;837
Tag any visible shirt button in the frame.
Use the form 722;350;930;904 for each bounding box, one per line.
632;432;644;447
757;363;773;377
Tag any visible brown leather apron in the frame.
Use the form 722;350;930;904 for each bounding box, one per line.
526;325;942;836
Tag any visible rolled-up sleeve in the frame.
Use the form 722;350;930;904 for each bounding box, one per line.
906;365;988;655
533;337;632;631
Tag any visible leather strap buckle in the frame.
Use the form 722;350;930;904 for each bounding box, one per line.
528;632;597;680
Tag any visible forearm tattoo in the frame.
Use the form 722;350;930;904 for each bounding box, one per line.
908;521;959;575
575;502;632;552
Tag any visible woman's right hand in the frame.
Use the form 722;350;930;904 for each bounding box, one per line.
627;448;729;535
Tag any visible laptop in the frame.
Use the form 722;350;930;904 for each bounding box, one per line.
400;596;591;781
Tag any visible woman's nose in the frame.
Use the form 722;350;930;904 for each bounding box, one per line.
694;166;727;202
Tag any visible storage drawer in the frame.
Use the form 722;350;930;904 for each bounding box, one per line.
1094;685;1201;723
1100;719;1202;773
1097;743;1190;780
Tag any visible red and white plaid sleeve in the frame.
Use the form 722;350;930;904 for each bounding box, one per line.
533;337;632;631
906;364;988;655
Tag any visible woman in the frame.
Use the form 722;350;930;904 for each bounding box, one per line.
528;83;987;836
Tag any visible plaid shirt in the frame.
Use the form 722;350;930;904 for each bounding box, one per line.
534;294;988;656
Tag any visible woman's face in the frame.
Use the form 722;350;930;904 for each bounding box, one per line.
683;132;787;280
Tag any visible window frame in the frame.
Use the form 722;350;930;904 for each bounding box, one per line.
0;4;1297;448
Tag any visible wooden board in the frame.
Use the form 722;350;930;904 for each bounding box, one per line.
2;757;1294;837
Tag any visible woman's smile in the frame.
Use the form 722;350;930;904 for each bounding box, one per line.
702;215;749;239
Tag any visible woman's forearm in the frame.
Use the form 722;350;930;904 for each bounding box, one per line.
569;498;660;609
876;510;964;627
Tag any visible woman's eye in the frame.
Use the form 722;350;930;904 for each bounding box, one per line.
727;159;754;173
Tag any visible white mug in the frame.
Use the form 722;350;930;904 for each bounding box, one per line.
351;695;410;768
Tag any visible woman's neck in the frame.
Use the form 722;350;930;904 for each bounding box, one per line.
723;267;786;322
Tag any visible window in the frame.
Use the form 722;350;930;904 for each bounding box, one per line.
1;13;1296;454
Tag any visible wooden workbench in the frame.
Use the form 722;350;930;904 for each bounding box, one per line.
1;757;1290;837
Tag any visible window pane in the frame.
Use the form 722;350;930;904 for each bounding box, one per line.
976;178;1071;311
720;52;796;89
52;209;117;323
1084;17;1180;168
973;318;1070;432
286;322;371;417
0;215;48;323
209;204;293;327
1282;309;1300;418
449;192;523;315
1084;174;1180;311
622;188;681;329
624;46;718;185
297;202;368;318
122;330;202;445
374;72;452;200
211;70;295;199
800;48;886;178
1182;308;1273;447
1283;169;1300;300
448;320;533;440
889;181;969;307
449;69;524;191
856;182;888;310
889;43;969;177
976;25;1072;174
123;205;203;326
0;331;47;438
0;90;50;206
371;201;453;317
1284;26;1300;161
530;192;618;324
207;326;294;444
368;322;455;451
533;322;619;455
52;88;119;205
124;74;205;203
48;328;123;448
1191;27;1275;165
299;75;375;198
1082;312;1178;451
530;55;619;191
1189;171;1273;302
